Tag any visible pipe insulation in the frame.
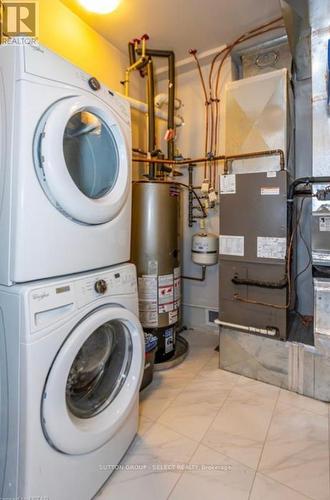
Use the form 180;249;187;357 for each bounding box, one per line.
155;93;182;110
215;319;278;337
121;95;183;126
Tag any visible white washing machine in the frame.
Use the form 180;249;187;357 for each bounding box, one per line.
0;263;144;500
0;42;132;285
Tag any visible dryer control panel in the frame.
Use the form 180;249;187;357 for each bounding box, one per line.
28;265;137;333
21;44;130;124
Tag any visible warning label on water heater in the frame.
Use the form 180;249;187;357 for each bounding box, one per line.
138;275;158;327
138;276;157;300
139;311;158;327
168;310;178;325
158;274;174;314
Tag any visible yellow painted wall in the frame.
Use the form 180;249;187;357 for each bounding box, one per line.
37;0;145;150
39;0;131;93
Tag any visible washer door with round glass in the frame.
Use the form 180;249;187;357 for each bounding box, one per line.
42;306;144;455
35;95;130;225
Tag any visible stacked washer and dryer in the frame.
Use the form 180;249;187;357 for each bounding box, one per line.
0;43;144;500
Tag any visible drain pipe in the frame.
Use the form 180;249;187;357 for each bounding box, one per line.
288;176;330;201
146;58;156;179
215;319;278;337
137;48;176;160
124;35;149;96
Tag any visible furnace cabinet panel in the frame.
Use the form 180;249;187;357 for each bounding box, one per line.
219;170;289;340
312;183;330;266
225;68;289;174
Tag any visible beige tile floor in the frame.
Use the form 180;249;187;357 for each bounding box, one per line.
97;330;330;500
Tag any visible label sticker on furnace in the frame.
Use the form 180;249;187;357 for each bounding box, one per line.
220;174;236;194
219;235;244;256
261;187;280;196
257;237;287;260
320;217;330;232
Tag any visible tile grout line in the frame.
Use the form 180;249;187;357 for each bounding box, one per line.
165;387;238;500
247;387;281;500
163;348;216;500
140;341;328;500
165;436;200;500
165;348;240;500
328;405;330;500
252;471;315;500
153;347;220;415
138;347;214;423
139;343;216;419
245;387;318;500
142;340;274;499
253;391;329;500
140;346;220;441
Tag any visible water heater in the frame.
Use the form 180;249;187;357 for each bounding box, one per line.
131;181;181;363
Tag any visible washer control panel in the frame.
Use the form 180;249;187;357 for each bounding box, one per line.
28;265;137;332
76;266;137;308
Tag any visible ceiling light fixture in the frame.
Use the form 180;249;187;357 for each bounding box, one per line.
78;0;121;14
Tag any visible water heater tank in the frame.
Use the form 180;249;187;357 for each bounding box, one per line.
192;232;219;266
131;181;181;363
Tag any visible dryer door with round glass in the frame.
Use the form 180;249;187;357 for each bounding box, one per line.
35;95;130;225
42;306;144;455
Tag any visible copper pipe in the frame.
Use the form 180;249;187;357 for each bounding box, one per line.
205;18;284;189
132;149;285;169
208;17;283;90
224;149;285;173
132;155;225;165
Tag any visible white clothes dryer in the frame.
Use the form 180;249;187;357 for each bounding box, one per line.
0;263;144;500
0;42;132;285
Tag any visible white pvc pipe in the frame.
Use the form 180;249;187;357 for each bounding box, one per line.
122;95;183;127
215;319;277;336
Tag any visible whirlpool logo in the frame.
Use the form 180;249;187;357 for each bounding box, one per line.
1;0;39;40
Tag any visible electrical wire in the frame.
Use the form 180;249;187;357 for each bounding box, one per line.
234;197;307;310
189;50;210;179
293;197;313;312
